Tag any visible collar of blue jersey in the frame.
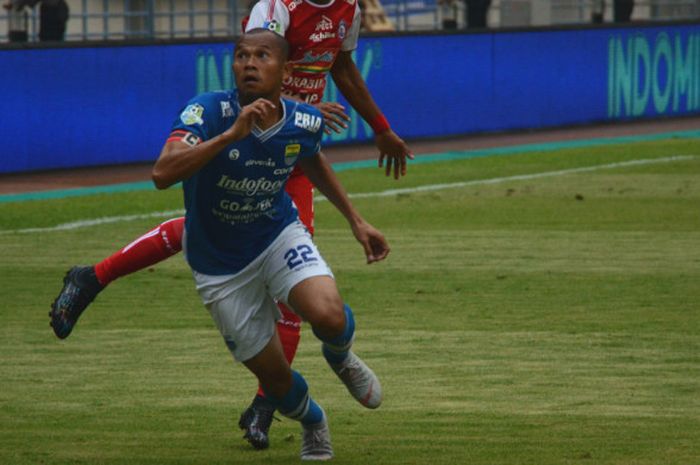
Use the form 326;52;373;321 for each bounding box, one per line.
235;97;290;143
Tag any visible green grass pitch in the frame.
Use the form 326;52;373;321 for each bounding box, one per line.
1;138;699;464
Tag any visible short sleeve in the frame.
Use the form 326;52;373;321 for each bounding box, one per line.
170;95;220;142
299;135;322;160
300;110;324;159
341;3;361;51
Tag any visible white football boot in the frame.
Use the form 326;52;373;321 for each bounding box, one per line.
329;351;382;409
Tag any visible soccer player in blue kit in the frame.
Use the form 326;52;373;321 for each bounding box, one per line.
151;28;388;461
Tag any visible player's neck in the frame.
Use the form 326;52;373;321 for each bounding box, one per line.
257;102;283;130
239;92;283;130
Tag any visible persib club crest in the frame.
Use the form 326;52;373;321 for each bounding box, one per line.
338;20;347;40
284;143;301;166
180;103;204;125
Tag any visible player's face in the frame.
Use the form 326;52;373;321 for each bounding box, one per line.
233;34;287;103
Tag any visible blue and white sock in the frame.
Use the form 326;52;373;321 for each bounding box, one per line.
264;370;324;426
313;304;355;365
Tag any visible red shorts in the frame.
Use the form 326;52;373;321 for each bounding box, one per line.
285;167;314;236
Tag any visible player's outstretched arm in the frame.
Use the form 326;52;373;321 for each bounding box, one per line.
297;153;389;264
152;99;275;189
330;51;414;180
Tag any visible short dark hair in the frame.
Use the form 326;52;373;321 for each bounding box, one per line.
236;28;290;61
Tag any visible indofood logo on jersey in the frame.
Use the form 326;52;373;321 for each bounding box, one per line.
216;175;284;195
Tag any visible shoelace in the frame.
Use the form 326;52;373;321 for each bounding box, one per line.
339;357;368;386
254;406;276;431
58;283;92;319
302;426;331;453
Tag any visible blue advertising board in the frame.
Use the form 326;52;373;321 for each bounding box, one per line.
1;23;699;174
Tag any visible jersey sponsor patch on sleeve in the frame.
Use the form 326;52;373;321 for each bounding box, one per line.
220;101;234;118
180;103;205;125
166;130;202;146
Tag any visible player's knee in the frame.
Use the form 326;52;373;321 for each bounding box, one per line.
309;297;346;338
288;277;344;334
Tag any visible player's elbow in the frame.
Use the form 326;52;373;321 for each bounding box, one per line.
151;167;172;190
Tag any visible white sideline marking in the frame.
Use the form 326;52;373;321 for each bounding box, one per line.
317;155;697;201
2;155;695;235
3;209;185;235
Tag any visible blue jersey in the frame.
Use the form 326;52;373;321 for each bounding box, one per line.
170;90;324;275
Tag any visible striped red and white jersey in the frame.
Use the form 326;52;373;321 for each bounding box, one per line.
246;0;361;104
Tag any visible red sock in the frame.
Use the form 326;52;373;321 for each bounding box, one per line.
94;217;185;286
286;171;314;234
257;303;302;397
278;304;302;363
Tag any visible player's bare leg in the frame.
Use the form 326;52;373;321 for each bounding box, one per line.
243;331;333;461
288;276;382;409
238;175;311;447
238;305;301;449
48;215;307;450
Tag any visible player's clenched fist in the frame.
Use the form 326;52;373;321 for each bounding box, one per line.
224;98;277;141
